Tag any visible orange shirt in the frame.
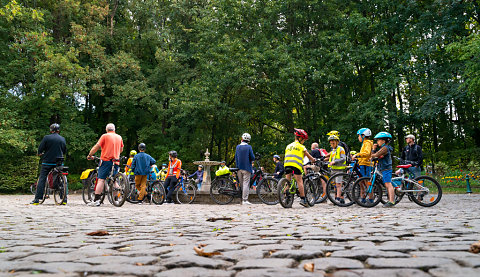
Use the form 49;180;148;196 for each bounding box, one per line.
98;131;124;163
166;158;182;178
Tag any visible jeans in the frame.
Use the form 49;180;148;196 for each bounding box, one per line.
35;164;55;201
237;170;251;201
406;166;422;179
163;176;178;202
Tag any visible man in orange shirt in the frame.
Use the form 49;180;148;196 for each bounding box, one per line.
87;123;124;206
164;150;182;204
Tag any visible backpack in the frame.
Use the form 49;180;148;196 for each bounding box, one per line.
340;141;351;163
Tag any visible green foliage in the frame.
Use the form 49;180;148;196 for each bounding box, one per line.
0;155;38;193
434;162;450;176
467;161;480;177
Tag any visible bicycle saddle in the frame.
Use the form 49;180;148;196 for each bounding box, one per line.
396;164;413;169
229;168;240;172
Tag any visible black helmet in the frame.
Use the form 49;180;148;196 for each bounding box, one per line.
169;150;178;158
138;143;146;151
50;123;60;133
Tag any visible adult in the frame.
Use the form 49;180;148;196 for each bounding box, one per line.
235;133;255;205
304;142;326;172
400;134;423;178
164;151;182;203
273;155;284;180
31;123;67;205
130;143;156;203
87;123;124;206
188;165;204;189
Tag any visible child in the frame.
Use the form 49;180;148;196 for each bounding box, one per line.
371;132;395;207
327;135;347;204
125;150;137;182
189;165;204;189
352;128;373;203
130;143;156;203
284;128;315;207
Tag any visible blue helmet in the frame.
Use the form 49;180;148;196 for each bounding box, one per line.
273;155;280;160
357;128;372;137
374;131;392;140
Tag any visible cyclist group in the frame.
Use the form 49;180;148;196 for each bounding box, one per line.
30;123;423;208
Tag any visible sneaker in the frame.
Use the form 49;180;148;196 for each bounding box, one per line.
360;198;366;204
88;200;101;207
242;201;252;205
299;198;309;208
368;199;374;204
383;201;395;208
30;200;39;205
338;198;345;205
61;202;67;205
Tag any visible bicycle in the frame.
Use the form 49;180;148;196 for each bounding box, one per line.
325;158;362;207
209;168;250;205
126;173;166;205
85;156;128;207
253;157;280;205
303;159;330;204
81;162;99;204
350;159;384;207
38;157;68;205
174;170;197;204
277;168;317;208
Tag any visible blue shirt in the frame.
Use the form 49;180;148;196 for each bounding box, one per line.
188;170;204;180
235;143;255;172
131;152;156;175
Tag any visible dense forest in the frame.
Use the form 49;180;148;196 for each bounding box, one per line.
1;0;480;191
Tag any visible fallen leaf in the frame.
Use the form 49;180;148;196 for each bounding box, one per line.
178;233;184;237
412;255;417;258
470;241;480;254
260;235;267;239
8;270;15;273
135;262;144;266
325;252;332;257
206;217;233;222
194;246;221;257
118;247;131;252
102;254;111;256
169;243;176;246
269;250;277;256
198;243;207;247
303;263;315;272
86;230;109;236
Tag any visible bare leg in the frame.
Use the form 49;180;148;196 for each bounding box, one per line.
295;174;304;197
95;179;105;195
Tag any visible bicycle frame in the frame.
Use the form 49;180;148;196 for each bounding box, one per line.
393;172;429;193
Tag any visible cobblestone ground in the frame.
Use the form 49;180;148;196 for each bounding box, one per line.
0;194;479;277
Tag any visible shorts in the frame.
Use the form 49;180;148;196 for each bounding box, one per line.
331;169;344;183
382;169;392;183
359;165;371;178
98;160;119;180
284;166;302;176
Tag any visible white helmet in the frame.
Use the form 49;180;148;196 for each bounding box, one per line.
242;133;251;142
357;128;372;137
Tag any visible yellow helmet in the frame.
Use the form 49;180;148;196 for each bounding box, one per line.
328;135;340;141
327;130;340;137
350;151;357;155
130;150;137;156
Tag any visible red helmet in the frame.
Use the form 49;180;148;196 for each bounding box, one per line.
294;128;308;140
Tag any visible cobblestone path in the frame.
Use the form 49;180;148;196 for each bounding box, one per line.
0;194;479;276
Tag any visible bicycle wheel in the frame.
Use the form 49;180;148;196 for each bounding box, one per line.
126;181;140;204
39;183;48;204
176;181;197;204
210;177;235;205
109;173;127;207
326;173;355;207
82;172;97;204
152;181;166;205
410;175;442;207
315;175;328;204
303;178;316;207
30;183;37;195
277;178;294;208
53;174;67;205
256;177;279;205
351;177;382;208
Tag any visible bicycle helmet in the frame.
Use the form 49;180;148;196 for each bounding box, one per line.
242;133;251;142
220;160;226;164
273;154;280;160
294;128;309;140
328;135;340;141
138;143;146;151
327;130;340;137
50;123;60;133
350;151;358;155
357;128;372;137
130;150;137;156
374;131;392;140
169;150;178;158
198;165;204;168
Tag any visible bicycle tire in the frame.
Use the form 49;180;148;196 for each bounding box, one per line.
53;174;67;205
351;177;382;208
256;177;279;205
314;175;328;204
210;177;235;205
30;183;37;195
39;183;48;204
82;172;97;204
326;173;355;207
303;178;316;207
152;181;166;205
109;173;127;207
176;181;197;204
277;178;294;208
125;181;140;204
410;175;442;207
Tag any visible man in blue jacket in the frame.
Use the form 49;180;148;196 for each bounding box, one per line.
235;133;255;205
130;143;156;204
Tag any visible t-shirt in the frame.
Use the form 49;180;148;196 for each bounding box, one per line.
98;131;124;163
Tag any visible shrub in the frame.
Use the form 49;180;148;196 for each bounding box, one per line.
467;161;480;176
434;162;449;176
0;156;39;193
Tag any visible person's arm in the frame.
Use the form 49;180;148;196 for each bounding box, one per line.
150;155;156;166
175;160;182;179
278;163;285;175
371;146;388;159
88;143;101;158
188;171;197;179
130;157;136;171
305;150;315;163
37;137;46;156
355;141;372;159
249;146;255;162
415;145;423;166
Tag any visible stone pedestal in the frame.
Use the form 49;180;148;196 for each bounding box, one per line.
193;161;221;192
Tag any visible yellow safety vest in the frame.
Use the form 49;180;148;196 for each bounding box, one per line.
284;141;306;173
329;146;346;170
215;165;231;176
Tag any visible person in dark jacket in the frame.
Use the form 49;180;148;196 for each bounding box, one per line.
31;123;67;205
400;134;423;178
235;133;255;205
188;165;204;189
130;143;156;203
273;155;284;180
